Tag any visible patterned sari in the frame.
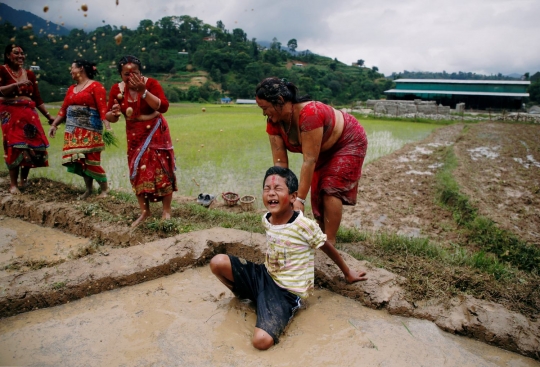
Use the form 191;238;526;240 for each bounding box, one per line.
62;105;106;181
0;99;49;169
127;115;176;201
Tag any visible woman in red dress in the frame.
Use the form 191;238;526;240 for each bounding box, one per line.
49;59;111;199
0;44;53;194
255;77;368;281
106;55;177;227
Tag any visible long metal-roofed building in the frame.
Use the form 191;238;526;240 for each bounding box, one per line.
384;79;530;110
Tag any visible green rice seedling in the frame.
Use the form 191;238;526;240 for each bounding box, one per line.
145;218;179;233
103;130;120;147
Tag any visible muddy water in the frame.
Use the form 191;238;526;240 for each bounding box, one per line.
0;217;91;277
0;266;538;367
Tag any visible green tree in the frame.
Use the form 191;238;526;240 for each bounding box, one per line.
528;81;540;104
287;39;298;52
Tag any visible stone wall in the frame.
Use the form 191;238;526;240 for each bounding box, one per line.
363;99;451;116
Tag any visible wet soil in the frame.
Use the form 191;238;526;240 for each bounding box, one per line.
1;265;538;367
0;121;539;362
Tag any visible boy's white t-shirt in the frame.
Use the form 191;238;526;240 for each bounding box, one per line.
263;210;327;299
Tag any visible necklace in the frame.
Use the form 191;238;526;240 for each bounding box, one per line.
282;104;295;136
74;79;90;93
4;64;24;81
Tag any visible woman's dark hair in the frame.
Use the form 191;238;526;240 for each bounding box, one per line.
73;59;99;79
4;44;25;65
263;166;299;193
117;55;142;74
255;77;311;107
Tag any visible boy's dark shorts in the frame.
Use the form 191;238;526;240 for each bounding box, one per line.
228;255;302;344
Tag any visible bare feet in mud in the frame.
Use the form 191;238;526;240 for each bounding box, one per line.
97;190;109;199
78;191;92;200
9;186;21;195
161;211;171;220
131;212;150;227
97;182;109;198
19;180;29;189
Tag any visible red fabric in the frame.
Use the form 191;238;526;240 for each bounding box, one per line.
58;81;108;120
310;113;367;219
266;101;335;153
126;115;176;200
58;81;108;181
108;79;176;200
1;99;49;169
107;78;169;117
0;66;44;106
266;103;367;219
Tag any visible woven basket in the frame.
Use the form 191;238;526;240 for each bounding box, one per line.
222;192;239;206
240;195;256;211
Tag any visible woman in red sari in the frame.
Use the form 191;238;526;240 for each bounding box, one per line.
255;77;368;278
0;44;53;194
106;55;176;227
49;59;111;199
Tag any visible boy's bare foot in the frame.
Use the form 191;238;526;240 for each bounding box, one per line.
78;190;92;200
131;212;150;227
9;186;21;195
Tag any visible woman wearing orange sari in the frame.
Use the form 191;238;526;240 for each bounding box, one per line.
106;55;177;227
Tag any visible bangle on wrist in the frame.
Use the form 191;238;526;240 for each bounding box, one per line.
297;197;306;205
142;89;148;99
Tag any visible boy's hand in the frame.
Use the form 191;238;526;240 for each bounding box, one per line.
345;270;368;283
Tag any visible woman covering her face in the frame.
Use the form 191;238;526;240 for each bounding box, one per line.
106;55;177;227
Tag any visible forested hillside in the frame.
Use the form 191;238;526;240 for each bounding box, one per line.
0;15;393;104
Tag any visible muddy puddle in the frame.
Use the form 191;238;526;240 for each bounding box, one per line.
0;265;538;367
0;217;91;277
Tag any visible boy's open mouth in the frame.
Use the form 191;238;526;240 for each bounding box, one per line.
268;200;279;204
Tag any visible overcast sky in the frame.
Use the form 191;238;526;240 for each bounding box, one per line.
3;0;539;76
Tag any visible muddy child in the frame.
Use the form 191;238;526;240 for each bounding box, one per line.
210;166;368;350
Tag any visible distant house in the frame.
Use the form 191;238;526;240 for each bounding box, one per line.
294;63;303;67
235;99;257;104
203;35;216;42
384;79;530;110
30;65;40;71
221;97;231;104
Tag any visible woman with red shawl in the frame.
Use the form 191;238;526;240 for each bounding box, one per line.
255;77;368;282
106;55;177;227
0;44;53;194
48;59;111;199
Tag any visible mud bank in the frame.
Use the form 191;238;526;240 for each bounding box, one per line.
0;226;538;359
2;266;539;367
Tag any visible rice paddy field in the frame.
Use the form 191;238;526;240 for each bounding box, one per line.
21;103;439;208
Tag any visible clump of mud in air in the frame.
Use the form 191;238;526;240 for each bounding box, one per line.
115;33;122;45
43;6;49;12
81;4;88;11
